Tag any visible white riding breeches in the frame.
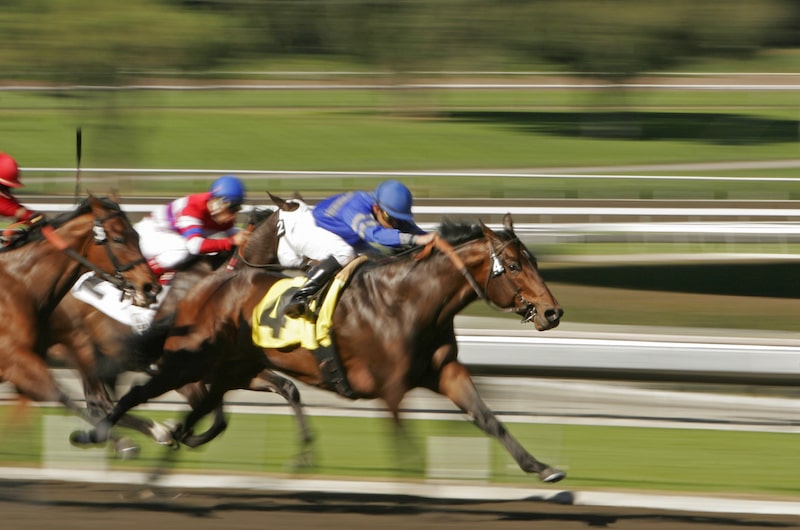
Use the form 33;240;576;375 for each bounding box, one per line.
277;200;355;268
134;216;197;270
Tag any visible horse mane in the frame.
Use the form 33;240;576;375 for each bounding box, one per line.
437;219;484;246
353;219;492;276
246;207;276;226
19;196;123;245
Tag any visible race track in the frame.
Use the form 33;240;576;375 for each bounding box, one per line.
3;479;799;530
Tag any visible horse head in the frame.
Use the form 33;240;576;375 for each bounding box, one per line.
479;213;563;331
83;194;160;306
231;191;308;270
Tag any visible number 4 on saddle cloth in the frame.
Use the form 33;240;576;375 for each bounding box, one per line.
71;271;171;334
252;257;366;398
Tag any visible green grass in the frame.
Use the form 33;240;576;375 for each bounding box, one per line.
2;407;798;498
0;84;798;200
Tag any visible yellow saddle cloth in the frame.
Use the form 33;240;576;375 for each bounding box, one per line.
251;257;364;350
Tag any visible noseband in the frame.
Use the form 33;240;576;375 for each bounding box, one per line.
429;234;537;322
42;208;147;296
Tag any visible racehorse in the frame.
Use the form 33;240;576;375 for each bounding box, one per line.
80;213;567;483
56;195;314;454
0;195;158;422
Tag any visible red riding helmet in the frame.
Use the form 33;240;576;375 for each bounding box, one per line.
0;153;22;188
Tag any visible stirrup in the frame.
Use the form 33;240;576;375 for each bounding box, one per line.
284;297;308;318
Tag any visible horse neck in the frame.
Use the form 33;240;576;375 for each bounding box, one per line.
236;211;280;268
435;238;490;320
385;238;486;326
12;216;95;310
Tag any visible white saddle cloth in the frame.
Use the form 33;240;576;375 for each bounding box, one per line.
70;272;171;334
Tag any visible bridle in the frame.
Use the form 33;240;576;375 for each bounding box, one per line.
41;208;147;296
225;209;290;271
427;233;538;323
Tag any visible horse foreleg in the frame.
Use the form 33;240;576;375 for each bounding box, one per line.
435;361;565;483
5;352;91;421
174;383;227;448
249;369;315;468
79;362;199;445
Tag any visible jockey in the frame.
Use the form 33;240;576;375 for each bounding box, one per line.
284;179;435;318
135;174;250;284
0;152;44;224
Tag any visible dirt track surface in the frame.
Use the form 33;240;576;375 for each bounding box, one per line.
1;480;797;530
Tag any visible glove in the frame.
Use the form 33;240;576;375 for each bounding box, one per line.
26;211;45;223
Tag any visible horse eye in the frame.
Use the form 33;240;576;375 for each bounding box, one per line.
113;236;125;244
509;262;521;272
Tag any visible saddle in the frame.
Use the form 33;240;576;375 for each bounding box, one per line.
252;256;366;398
70;271;171;334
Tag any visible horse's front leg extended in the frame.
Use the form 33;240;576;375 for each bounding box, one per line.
79;354;206;445
436;361;565;483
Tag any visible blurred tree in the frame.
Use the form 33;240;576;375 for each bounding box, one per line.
0;0;234;84
500;0;788;81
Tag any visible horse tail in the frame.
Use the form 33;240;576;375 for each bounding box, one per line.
125;311;177;370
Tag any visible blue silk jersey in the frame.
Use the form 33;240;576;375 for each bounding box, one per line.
312;191;425;255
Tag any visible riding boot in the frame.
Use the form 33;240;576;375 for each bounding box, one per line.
285;256;342;318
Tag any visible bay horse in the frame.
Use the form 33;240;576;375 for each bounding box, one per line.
57;195;314;454
81;213;566;483
0;195;158;422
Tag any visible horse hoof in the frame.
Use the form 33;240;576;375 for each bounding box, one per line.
149;421;178;446
114;438;141;460
284;451;315;471
69;430;95;447
540;467;566;483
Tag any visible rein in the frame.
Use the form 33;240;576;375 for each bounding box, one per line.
41;210;145;292
421;234;534;320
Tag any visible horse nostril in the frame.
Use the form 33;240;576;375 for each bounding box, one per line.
545;308;563;322
146;283;162;299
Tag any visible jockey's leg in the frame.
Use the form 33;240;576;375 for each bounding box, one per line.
284;255;342;318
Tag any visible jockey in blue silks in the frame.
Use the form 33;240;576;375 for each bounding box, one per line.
284;179;435;318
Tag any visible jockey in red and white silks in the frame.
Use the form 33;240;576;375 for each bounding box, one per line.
135;175;249;279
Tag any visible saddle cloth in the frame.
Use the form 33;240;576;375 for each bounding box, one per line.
70;272;171;334
251;257;365;350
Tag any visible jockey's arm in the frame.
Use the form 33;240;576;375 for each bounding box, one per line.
185;233;236;255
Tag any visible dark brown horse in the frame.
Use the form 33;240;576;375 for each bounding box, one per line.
0;195;158;421
56;196;314;454
81;213;565;482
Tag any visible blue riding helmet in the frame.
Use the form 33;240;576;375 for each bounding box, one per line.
374;180;414;222
209;175;245;207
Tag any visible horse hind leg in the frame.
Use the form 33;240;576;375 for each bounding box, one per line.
435;361;565;483
172;383;228;449
249;369;315;468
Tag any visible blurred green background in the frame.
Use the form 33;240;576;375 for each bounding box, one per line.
1;0;798;332
0;0;797;197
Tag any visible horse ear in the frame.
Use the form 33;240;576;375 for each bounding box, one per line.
503;213;515;234
267;191;286;208
109;189;120;203
479;219;495;240
292;190;304;201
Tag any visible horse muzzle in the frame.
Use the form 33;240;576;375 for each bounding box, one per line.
125;282;161;308
522;304;563;331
